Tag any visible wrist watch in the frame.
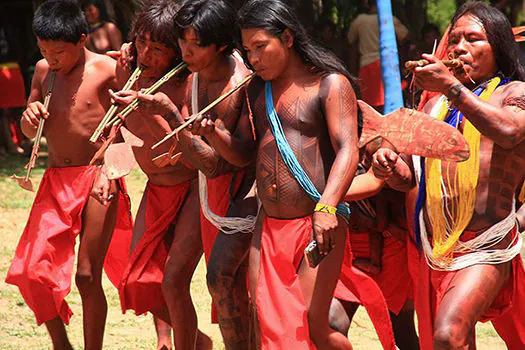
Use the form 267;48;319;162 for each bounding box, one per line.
446;84;463;100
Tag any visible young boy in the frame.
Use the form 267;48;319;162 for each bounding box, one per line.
5;1;132;349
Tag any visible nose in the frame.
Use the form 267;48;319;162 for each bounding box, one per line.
453;37;468;56
141;46;153;65
248;51;259;67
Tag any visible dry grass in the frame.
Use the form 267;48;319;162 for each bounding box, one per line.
0;154;507;349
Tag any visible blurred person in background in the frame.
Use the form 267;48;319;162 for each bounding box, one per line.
81;0;123;54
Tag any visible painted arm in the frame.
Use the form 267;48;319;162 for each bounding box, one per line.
314;74;360;253
415;54;525;149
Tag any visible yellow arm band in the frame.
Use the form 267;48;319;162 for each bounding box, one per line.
314;203;337;215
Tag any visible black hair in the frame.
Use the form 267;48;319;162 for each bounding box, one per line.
451;2;525;81
33;0;88;43
130;0;182;55
175;0;239;55
80;0;110;23
238;0;362;134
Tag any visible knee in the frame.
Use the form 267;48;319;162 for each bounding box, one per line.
206;263;234;296
75;269;96;294
433;323;470;349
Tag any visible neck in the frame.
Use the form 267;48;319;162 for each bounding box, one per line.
198;54;232;82
272;50;308;85
61;47;87;76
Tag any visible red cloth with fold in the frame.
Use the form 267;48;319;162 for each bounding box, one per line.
416;227;525;349
335;234;397;350
119;181;190;315
0;62;26;109
359;59;384;107
257;216;396;350
348;230;413;315
5;166;133;325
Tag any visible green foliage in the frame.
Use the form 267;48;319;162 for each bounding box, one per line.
427;0;457;33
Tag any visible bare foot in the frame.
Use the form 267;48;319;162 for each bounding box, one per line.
196;330;213;350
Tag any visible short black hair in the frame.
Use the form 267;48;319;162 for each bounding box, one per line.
175;0;239;55
33;0;88;43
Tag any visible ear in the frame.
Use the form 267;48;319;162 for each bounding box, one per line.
281;29;294;49
78;33;87;47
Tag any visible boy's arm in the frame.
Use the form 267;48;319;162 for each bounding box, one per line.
344;166;385;201
20;61;46;139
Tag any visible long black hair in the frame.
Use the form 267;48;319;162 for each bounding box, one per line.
80;0;110;23
238;0;358;87
451;2;525;81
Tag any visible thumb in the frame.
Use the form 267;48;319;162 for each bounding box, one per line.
106;50;121;59
422;53;438;63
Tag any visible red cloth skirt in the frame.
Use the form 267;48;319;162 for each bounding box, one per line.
119;181;190;315
349;229;413;315
5;166;133;325
416;227;525;349
359;60;384;108
0;62;26;108
257;216;396;350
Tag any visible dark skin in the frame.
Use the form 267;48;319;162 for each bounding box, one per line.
195;28;359;349
21;36;122;350
110;33;213;350
373;14;525;349
136;26;254;349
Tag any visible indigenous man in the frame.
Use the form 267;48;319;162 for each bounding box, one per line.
108;1;213;349
184;0;360;348
373;3;525;349
132;0;254;348
5;1;132;349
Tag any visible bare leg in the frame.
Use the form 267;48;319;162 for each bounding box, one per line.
206;180;256;350
44;316;73;350
390;300;419;350
298;220;353;350
433;262;512;349
154;316;173;350
162;184;211;350
248;210;265;350
76;181;119;350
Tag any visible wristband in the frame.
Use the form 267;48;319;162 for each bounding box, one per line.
314;203;337;215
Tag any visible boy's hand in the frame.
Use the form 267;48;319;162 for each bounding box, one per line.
22;101;49;130
90;166;117;206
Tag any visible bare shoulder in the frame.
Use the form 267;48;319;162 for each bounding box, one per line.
104;22;119;34
34;59;50;80
89;52;117;76
319;73;356;100
231;54;251;83
497;80;525;98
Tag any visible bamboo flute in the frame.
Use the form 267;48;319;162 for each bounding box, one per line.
405;58;463;71
152;72;255;150
89;65;143;143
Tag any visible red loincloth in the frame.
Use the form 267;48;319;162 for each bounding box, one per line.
348;228;413;315
119;181;190;315
0;62;26;109
359;59;384;108
417;227;525;349
200;171;243;324
257;216;396;349
5;166;133;325
335;233;397;350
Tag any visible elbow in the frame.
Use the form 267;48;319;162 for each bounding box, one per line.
496;126;522;149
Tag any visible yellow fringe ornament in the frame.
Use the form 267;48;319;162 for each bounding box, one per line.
425;76;502;261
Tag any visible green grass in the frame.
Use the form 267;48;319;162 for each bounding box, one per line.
0;153;508;349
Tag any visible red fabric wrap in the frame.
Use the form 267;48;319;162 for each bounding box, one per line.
416;227;525;349
256;216;314;349
359;59;384;107
200;171;243;324
0;63;26;108
335;233;396;350
257;216;396;350
119;181;190;315
5;166;133;325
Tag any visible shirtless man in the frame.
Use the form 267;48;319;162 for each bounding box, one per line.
108;1;211;349
5;1;132;349
129;0;254;348
183;0;359;348
373;3;525;348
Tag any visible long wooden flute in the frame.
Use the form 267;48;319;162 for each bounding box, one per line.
151;72;255;150
106;62;188;127
405;58;463;70
89;65;143;143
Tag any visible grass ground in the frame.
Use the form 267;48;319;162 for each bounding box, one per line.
0;153;508;349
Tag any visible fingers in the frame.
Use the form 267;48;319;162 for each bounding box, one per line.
314;224;327;254
106;50;121;59
109;89;137;105
421;53;438;63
